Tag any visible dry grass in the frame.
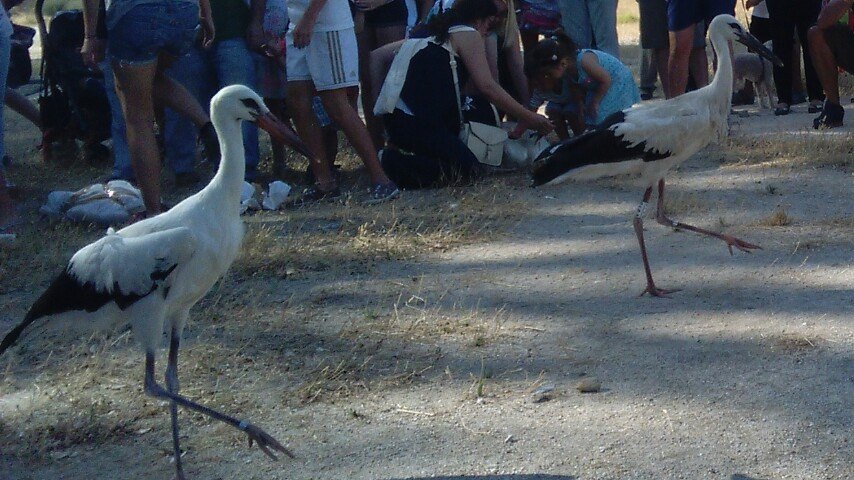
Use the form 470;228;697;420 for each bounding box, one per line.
726;135;854;171
663;191;712;216
0;134;527;459
2;3;851;470
757;207;793;227
233;179;526;280
815;217;854;229
285;275;513;404
617;11;639;25
616;0;641;44
772;333;822;353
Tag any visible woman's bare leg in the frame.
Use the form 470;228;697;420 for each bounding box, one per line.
5;88;41;129
113;60;162;215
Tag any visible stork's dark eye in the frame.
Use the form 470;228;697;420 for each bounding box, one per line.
728;22;741;31
241;98;261;114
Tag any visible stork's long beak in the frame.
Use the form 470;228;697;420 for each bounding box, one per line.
255;112;315;160
736;30;784;67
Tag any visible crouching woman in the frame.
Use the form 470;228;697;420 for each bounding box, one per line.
374;0;552;189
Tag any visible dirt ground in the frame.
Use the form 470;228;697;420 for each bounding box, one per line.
1;4;853;479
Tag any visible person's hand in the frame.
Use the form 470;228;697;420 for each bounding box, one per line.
508;122;526;139
745;0;762;8
247;19;265;52
263;39;284;58
81;37;105;68
200;15;215;48
524;112;554;136
292;16;316;48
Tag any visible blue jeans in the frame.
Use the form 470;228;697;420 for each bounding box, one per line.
558;0;620;59
0;24;10;163
100;60;135;180
163;49;205;175
164;39;260;179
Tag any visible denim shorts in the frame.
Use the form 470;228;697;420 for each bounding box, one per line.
108;2;199;66
667;0;734;32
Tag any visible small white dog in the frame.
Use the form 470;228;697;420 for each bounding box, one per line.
733;41;776;110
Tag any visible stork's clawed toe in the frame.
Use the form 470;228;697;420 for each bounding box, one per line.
723;236;762;255
242;423;294;460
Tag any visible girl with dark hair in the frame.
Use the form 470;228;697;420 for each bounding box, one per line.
520;32;639;138
373;0;552;189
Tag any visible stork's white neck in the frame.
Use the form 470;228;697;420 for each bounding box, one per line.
207;108;246;202
707;28;734;101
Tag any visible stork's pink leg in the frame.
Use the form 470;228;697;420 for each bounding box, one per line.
165;328;185;480
143;351;294;468
655;179;761;254
634;186;681;297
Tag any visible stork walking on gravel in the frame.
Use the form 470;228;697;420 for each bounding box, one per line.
532;15;782;297
0;86;311;479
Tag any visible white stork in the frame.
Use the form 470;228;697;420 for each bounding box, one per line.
532;15;782;297
0;85;313;478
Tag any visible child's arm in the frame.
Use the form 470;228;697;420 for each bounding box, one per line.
580;51;611;121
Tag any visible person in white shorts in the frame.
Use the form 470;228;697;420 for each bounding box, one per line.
287;0;400;204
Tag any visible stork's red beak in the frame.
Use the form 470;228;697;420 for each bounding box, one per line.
255;112;315;160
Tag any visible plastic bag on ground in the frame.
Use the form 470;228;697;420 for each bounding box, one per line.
262;181;291;210
40;181;145;226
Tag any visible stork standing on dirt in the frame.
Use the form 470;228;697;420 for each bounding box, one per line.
532;15;783;297
0;85;311;479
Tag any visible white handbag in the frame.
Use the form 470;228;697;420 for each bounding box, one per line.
450;55;508;167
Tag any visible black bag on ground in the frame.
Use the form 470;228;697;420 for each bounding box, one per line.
39;9;110;142
8;24;36;89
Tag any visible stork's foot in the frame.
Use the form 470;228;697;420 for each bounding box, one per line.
241;422;294;460
720;235;761;255
640;284;681;298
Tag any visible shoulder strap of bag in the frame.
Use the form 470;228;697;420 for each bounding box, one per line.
449;49;464;127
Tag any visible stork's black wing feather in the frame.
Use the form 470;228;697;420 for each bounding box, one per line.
531;111;671;186
0;263;176;356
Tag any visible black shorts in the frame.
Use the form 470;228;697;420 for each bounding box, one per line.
639;0;669;50
824;23;854;75
748;16;772;44
363;0;408;28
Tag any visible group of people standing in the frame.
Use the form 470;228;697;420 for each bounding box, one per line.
1;0;852;227
77;0;640;212
637;0;853;128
